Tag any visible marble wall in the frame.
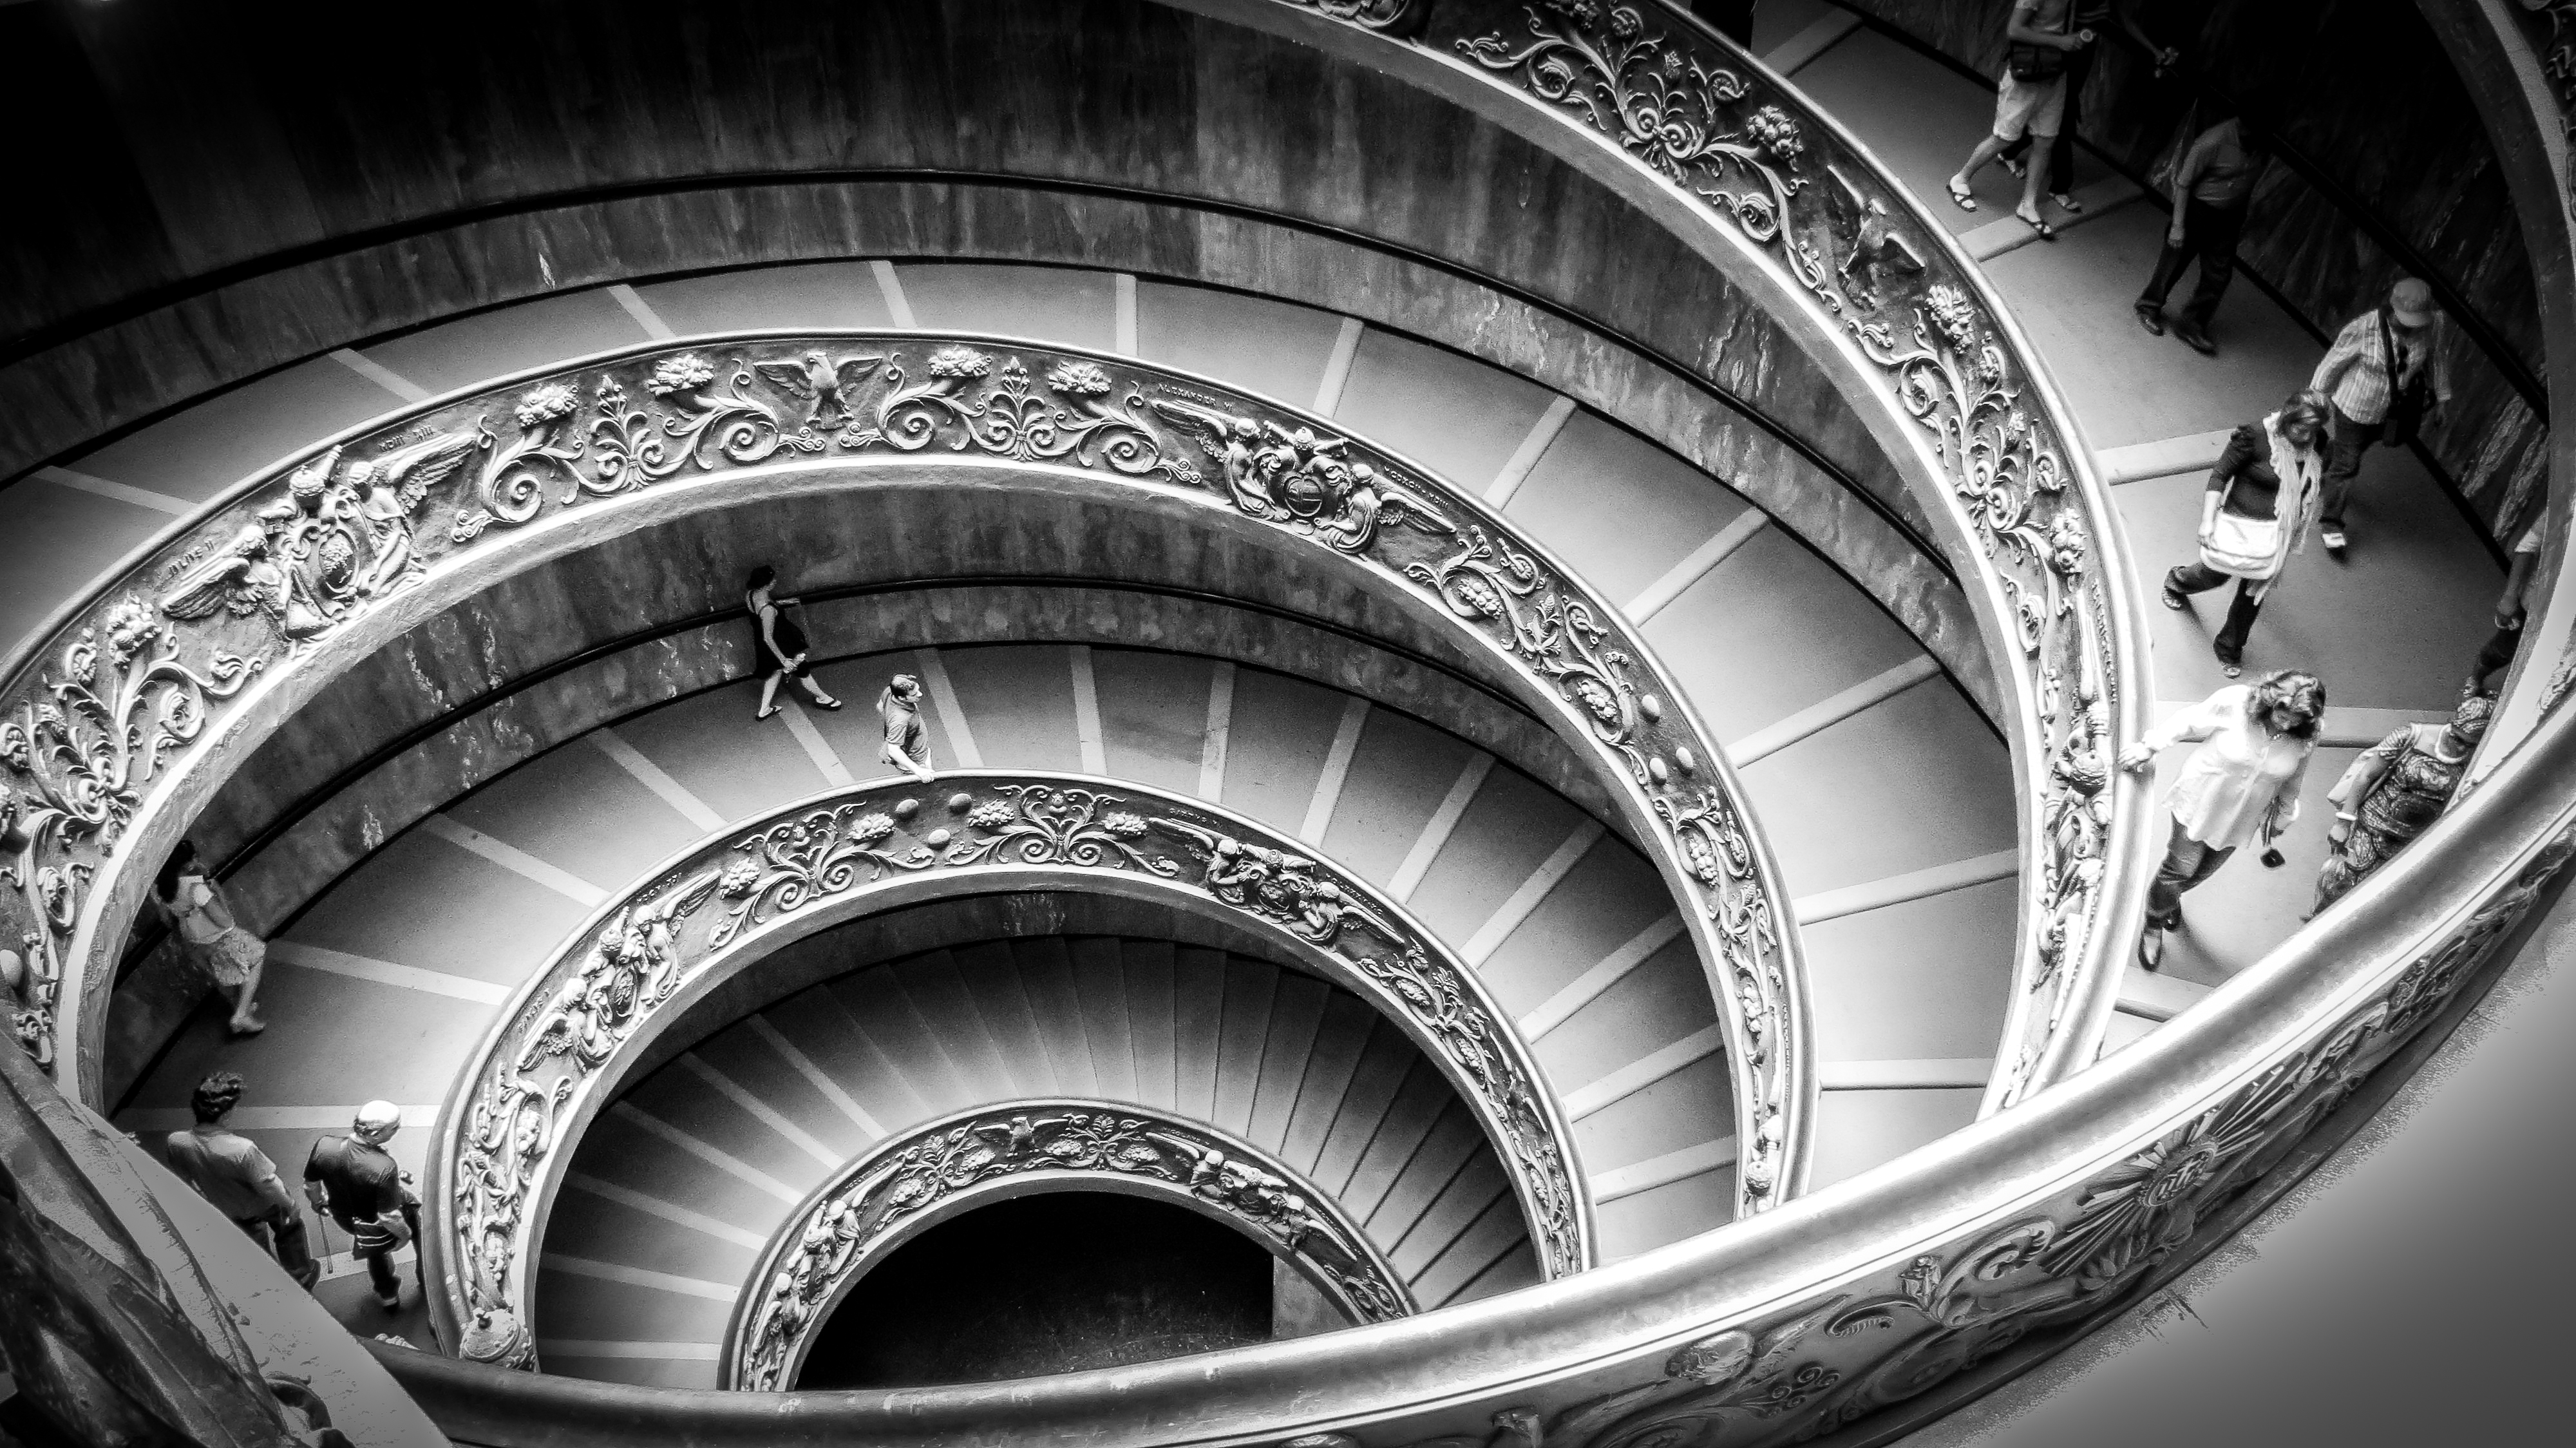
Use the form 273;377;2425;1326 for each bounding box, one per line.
1842;0;2550;544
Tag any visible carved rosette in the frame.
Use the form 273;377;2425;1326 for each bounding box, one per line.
1280;0;2142;1108
726;1101;1415;1391
2;331;1802;1220
431;774;1585;1369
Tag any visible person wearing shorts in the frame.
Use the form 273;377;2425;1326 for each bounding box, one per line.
1946;0;2088;238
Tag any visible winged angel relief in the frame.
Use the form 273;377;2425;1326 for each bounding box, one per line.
157;432;477;646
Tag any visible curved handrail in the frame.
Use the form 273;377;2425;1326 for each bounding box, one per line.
1249;0;2155;1111
430;773;1582;1369
0;330;1805;1217
726;1100;1416;1391
371;642;2576;1447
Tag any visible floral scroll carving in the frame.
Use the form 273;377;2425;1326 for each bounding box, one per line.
728;1103;1413;1391
1;332;1797;1210
1398;0;2132;1105
434;775;1585;1368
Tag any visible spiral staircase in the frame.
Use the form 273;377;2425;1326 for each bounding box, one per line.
3;1;2569;1444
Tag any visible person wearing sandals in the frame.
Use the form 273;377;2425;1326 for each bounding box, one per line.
156;841;266;1037
1946;0;2090;240
2161;389;2329;678
746;565;844;721
2119;669;2324;969
1998;1;2175;219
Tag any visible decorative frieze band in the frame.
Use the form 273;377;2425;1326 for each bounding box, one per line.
1269;0;2150;1110
726;1101;1415;1391
0;330;1805;1218
431;774;1582;1370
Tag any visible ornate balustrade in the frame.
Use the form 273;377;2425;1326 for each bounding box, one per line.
1236;0;2155;1109
0;331;1805;1216
374;638;2576;1447
428;773;1580;1369
726;1100;1414;1391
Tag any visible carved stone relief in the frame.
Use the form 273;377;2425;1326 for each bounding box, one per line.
435;776;1584;1369
1279;0;2141;1109
3;331;1802;1226
728;1102;1414;1391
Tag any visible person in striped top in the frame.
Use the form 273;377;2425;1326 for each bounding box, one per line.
2309;278;2452;555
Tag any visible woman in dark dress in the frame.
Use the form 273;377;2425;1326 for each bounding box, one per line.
2161;388;2329;676
746;565;844;720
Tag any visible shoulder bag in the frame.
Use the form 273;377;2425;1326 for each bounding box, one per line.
2007;6;2070;80
2199;439;2285;579
2380;309;2430;448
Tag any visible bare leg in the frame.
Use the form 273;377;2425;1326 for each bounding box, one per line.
758;671;783;716
227;958;265;1033
2014;138;2051;224
1950;135;2010;196
795;673;840;707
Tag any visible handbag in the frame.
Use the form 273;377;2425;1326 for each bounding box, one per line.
2007;5;2071;80
2379;309;2429;447
2198;467;2285;579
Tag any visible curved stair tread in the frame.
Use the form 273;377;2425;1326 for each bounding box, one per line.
348;288;646;399
1132;280;1352;410
897;263;1121;354
537;940;1532;1377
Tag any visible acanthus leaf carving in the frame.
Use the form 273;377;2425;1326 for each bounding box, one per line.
732;1104;1416;1391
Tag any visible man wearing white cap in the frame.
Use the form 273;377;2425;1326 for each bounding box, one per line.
2309;277;2452;555
304;1100;416;1311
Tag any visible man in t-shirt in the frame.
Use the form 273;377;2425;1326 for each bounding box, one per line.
304;1100;417;1311
164;1072;317;1288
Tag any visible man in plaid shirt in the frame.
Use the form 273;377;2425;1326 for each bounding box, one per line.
2309;277;2451;555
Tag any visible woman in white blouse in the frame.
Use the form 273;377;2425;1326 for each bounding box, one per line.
2117;669;2324;969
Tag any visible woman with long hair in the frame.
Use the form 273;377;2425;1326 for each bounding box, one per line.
2118;668;2324;969
745;565;844;721
155;841;267;1035
2161;388;2330;676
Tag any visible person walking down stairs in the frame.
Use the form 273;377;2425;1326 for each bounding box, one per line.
1946;0;2092;239
2136;109;2267;356
2310;278;2452;555
2120;671;2324;970
2000;0;2170;217
303;1101;417;1312
2161;390;2329;677
877;674;938;784
746;564;844;721
164;1072;317;1289
2311;694;2490;915
154;842;267;1037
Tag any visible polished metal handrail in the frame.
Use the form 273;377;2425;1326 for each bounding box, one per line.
371;631;2576;1447
724;1100;1417;1391
0;330;1806;1219
428;772;1588;1369
1243;0;2157;1110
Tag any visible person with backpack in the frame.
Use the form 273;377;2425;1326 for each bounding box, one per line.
304;1101;417;1311
2309;278;2452;555
2159;390;2331;676
1946;0;2091;239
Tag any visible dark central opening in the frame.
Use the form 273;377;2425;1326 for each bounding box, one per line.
794;1191;1275;1388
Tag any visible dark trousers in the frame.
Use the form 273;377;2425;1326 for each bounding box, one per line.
2472;623;2521;694
2146;817;2234;927
1999;39;2096;193
2137;198;2244;332
2321;404;2382;531
2168;562;2264;664
236;1208;319;1290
